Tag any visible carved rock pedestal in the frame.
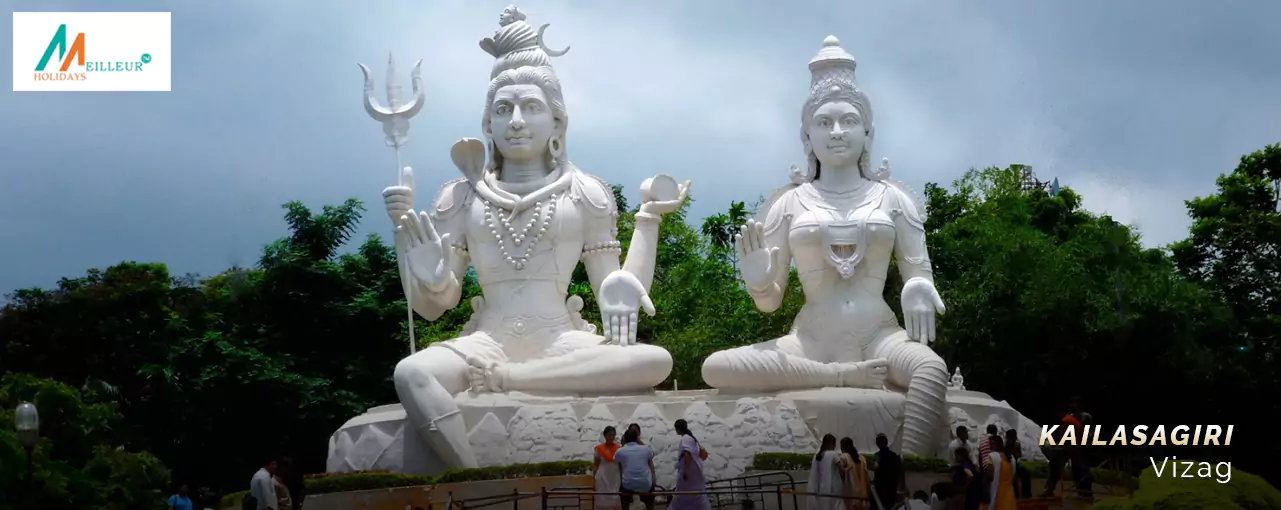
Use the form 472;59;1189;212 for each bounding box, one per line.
327;388;1042;487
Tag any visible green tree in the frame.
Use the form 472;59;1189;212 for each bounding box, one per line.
923;166;1233;431
1170;143;1281;484
0;373;170;510
0;200;415;493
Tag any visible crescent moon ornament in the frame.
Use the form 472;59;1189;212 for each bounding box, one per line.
537;24;570;57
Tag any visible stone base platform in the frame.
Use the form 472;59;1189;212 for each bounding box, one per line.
327;387;1042;488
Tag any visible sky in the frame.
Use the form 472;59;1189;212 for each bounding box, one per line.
1;0;1279;295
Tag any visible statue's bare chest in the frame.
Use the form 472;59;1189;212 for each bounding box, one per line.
463;194;585;269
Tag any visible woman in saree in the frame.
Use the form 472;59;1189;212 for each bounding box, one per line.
838;437;869;510
670;419;709;510
981;437;1017;510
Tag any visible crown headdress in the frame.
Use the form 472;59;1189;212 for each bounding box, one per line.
806;36;864;111
479;5;571;79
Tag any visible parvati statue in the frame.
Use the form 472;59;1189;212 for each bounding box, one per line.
700;36;948;456
381;5;689;469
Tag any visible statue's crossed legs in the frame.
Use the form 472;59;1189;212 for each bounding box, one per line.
393;331;673;468
701;327;947;455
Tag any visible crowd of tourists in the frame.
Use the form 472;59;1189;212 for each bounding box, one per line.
591;419;710;510
804;432;908;510
164;400;1091;510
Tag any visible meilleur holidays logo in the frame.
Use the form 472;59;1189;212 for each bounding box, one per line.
13;12;171;92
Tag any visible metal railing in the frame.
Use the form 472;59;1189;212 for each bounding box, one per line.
424;470;891;510
703;470;801;510
540;487;876;510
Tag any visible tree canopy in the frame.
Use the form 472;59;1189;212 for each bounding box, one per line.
2;145;1277;493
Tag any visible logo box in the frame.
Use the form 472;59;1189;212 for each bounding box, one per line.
12;12;171;92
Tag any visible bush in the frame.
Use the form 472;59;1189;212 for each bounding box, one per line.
1093;463;1281;510
752;452;948;473
220;490;248;509
434;460;591;484
750;452;1128;485
221;460;593;506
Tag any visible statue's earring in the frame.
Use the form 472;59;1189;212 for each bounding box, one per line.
548;137;563;158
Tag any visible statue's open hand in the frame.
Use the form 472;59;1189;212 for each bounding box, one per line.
598;270;656;346
638;179;692;216
838;358;890;389
466;356;507;393
901;277;946;345
736;219;781;291
398;209;453;290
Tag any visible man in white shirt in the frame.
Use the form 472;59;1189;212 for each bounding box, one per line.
905;490;932;510
947;425;977;466
249;457;279;510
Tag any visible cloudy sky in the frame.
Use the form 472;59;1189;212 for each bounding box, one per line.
1;0;1279;294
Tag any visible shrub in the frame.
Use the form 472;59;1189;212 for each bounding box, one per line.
306;471;435;494
1093;464;1281;510
750;452;1129;485
434;460;590;484
752;452;948;473
221;460;593;506
220;490;248;509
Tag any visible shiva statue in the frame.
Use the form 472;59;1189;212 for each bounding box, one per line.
700;36;948;456
381;5;690;469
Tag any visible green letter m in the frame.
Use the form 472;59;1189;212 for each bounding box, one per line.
35;24;69;72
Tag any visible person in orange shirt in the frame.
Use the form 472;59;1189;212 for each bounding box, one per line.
594;426;622;510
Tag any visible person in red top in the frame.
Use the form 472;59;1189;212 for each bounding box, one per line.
1040;398;1093;499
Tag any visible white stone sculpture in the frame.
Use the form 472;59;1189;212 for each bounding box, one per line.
949;367;966;390
700;36;950;457
378;4;690;469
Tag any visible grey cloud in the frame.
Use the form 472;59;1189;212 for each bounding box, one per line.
1;0;1279;294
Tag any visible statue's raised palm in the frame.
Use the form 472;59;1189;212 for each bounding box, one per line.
736;219;781;291
398;210;452;290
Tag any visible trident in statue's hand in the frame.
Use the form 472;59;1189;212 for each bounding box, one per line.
360;53;425;168
361;52;426;355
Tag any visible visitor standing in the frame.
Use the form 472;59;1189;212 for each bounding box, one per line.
1003;430;1031;499
949;426;977;466
946;447;980;510
594;426;623;510
978;425;997;471
1040;400;1084;498
617;428;657;510
627;423;645;445
168;483;194;510
670;419;709;510
249;457;278;510
281;455;305;509
808;434;842;510
871;434;903;510
837;437;869;510
981;437;1016;510
1069;398;1094;500
272;468;293;510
